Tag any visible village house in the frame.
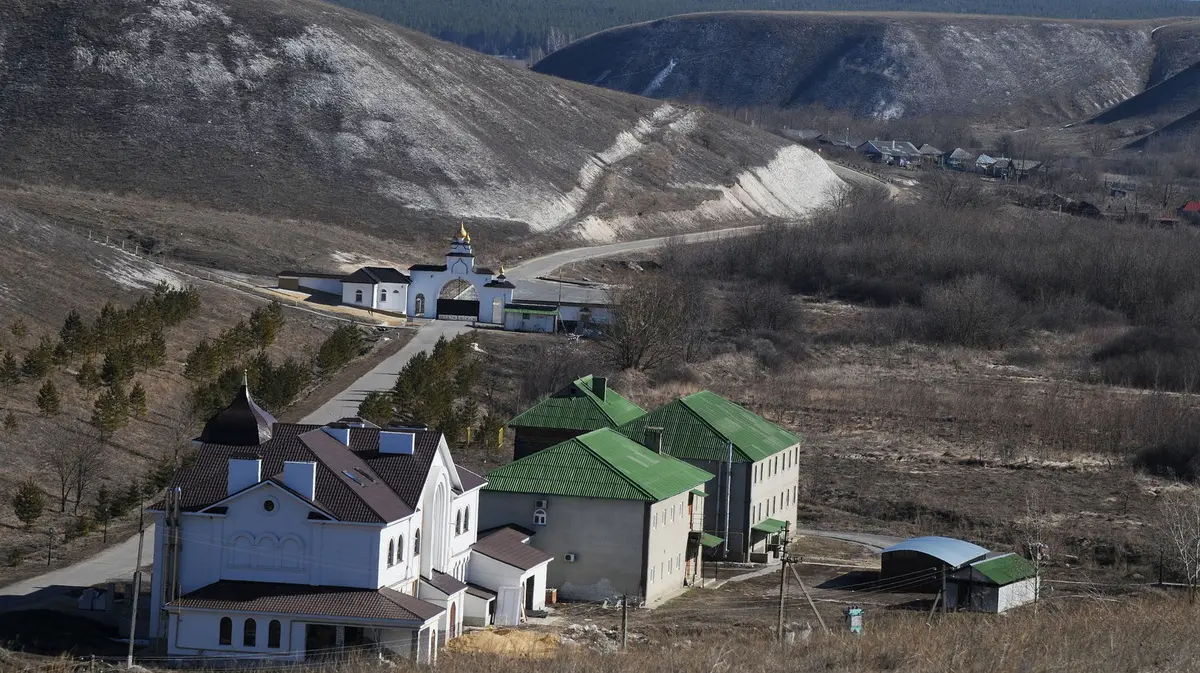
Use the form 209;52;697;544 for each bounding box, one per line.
1178;200;1200;222
816;133;864;149
918;144;944;166
945;148;974;170
147;383;549;664
617;392;802;562
506;375;645;460
478;428;714;605
857;140;921;166
974;153;997;174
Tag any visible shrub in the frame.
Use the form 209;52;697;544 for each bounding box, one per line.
922;275;1024;348
35;380;61;416
11;479;46;530
21;338;56;380
1092;328;1200;393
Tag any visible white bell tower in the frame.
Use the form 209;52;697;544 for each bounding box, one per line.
446;223;475;275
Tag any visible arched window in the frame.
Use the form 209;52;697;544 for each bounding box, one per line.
219;617;232;645
414;529;421;556
455;511;462;535
533;508;547;526
243;618;257;647
380;290;387;303
464;506;470;532
414;294;426;316
397;535;405;561
354;289;363;303
230;534;253;567
387;540;395;567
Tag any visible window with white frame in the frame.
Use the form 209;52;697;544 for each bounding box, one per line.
650;566;655;583
533;508;547;526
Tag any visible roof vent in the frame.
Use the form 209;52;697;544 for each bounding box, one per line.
591;376;607;402
283;461;317;500
322;423;351;446
644;427;665;455
380;430;415;455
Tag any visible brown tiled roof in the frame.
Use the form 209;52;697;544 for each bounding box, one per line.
457;467;487;493
167;581;443;623
466;584;496;600
167;422;446;524
425;570;468;596
472;528;553;571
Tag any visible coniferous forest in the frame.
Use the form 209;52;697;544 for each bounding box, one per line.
331;0;1200;59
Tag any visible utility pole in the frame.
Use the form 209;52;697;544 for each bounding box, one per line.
941;567;948;614
127;507;146;668
46;527;56;566
789;563;828;634
777;522;789;642
620;594;628;651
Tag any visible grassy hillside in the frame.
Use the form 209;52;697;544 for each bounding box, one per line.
330;0;1200;60
533;12;1200;122
0;0;841;261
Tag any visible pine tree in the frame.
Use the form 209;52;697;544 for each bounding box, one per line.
92;385;129;438
0;351;18;385
21;339;55;380
3;411;17;431
100;349;133;386
76;358;102;391
9;318;27;342
59;309;89;354
357;391;396;427
128;382;148;418
36;381;61;416
11;479;45;531
249;301;285;349
92;485;114;543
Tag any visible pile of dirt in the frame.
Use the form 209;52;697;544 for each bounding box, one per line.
443;629;560;658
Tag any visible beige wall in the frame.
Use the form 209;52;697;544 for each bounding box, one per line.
644;490;693;605
747;444;802;553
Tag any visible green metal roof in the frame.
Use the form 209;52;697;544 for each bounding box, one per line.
695;533;723;548
507;375;645;432
504;307;559;316
689;488;707;498
618;391;801;463
971;554;1037;585
752;518;787;534
483;428;714;502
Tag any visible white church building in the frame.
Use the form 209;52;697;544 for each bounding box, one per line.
147;383;551;664
279;225;516;324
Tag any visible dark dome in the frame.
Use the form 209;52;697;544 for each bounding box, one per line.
199;382;276;446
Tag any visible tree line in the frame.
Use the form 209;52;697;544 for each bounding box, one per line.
330;0;1200;60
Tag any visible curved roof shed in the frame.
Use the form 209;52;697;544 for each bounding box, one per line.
882;536;989;569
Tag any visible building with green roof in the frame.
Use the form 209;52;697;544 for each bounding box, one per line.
948;553;1040;613
506;375;645;460
479;428;714;605
619;391;803;562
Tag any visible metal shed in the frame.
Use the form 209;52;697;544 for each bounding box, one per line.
879;536;989;593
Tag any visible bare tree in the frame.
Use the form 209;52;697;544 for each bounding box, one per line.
926;170;987;210
71;434;107;515
1159;486;1200;603
47;443;76;513
599;279;691;371
1016;486;1050;615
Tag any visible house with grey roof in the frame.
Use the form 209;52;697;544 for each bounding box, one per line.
945;148;975;170
479;428;714;605
148;383;549;664
618;391;803;562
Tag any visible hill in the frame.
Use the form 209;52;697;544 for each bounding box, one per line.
1089;60;1200;129
533;12;1200;121
0;0;841;263
329;0;1200;60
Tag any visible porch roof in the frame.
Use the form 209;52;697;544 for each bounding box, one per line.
167;580;443;624
752;518;787;534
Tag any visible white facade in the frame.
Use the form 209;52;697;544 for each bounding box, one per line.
465;552;548;626
296;276;343;296
405;227;514;323
341;281;410;311
149;414;543;665
748;444;802;556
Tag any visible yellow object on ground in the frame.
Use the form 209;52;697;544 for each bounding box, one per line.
444;629;560;658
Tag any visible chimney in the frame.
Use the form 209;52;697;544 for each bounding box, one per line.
644;427;665;455
283;461;317;501
591;376;608;402
227;455;262;496
322;423;351;446
379;430;415;455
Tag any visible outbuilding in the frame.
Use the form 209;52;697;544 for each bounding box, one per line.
879;536;989;593
946;553;1039;613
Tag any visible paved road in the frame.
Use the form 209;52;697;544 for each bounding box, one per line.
827;162;903;200
0;526;154;611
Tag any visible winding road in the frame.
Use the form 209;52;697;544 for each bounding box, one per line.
0;160;893;610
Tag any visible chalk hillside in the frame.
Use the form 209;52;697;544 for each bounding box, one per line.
533;12;1200;123
0;0;842;257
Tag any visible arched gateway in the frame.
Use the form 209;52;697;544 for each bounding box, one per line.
407;224;515;323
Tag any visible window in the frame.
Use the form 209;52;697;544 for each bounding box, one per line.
670;505;675;523
414;529;421;556
268;620;281;649
380;290;387;303
243;618;257;647
678;553;683;570
355;289;363;303
464;506;470;532
387;540;395;567
262;498;276;513
397;535;405;561
533;508;547;526
652;512;657;530
649;567;655;583
668;558;673;574
219;617;232;645
456;511;462;535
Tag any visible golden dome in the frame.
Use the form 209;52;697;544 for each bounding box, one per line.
458;222;470;243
